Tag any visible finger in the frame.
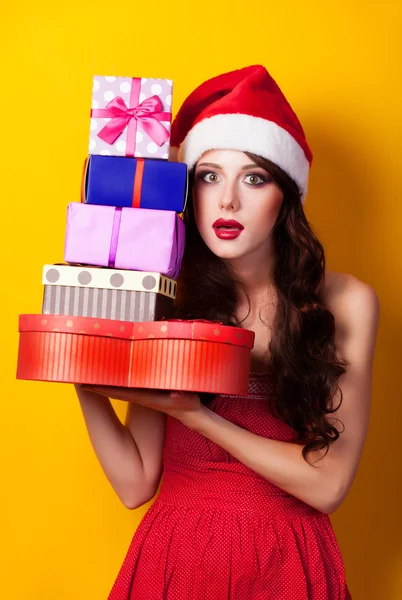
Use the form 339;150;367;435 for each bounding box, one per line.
170;391;185;399
77;385;111;398
89;386;121;394
81;385;119;397
169;391;198;399
87;386;154;401
90;385;142;394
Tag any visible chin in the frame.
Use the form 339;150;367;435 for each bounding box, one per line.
203;237;249;260
212;247;246;260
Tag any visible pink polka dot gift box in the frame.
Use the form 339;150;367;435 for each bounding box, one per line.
89;75;173;159
16;316;255;395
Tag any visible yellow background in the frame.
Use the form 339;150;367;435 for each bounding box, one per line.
1;1;401;598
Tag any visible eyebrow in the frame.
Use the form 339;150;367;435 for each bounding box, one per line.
196;162;265;171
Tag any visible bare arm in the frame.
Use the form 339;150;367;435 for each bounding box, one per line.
181;277;380;514
75;385;166;509
124;400;166;495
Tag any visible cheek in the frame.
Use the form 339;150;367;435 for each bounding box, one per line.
254;195;283;230
193;189;213;228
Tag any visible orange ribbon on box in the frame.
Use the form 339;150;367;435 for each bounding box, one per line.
81;157;145;208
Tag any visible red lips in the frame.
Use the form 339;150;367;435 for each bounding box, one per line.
213;219;244;230
212;219;244;240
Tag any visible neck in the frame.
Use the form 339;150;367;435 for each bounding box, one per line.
225;253;276;316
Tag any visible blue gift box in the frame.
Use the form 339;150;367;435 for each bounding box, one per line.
82;155;188;213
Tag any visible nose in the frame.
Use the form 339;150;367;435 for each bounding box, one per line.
218;181;240;211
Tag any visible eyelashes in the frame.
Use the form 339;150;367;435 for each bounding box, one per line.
243;174;272;186
195;170;273;185
196;171;219;183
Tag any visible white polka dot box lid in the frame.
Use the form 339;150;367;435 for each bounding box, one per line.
89;75;173;160
16;316;256;394
42;265;177;299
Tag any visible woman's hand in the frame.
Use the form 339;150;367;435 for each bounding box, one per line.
78;384;204;425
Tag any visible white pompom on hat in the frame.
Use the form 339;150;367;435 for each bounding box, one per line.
170;65;312;202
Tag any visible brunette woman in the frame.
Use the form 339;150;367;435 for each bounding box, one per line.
76;65;379;599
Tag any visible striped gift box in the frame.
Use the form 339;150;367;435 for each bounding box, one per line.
42;264;176;322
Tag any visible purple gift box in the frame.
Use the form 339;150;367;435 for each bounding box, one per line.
64;203;185;278
89;75;173;160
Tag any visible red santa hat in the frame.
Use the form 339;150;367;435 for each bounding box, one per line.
170;65;312;202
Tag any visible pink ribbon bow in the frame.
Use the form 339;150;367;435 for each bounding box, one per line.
91;78;171;157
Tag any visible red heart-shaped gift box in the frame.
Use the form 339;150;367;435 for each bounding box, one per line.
16;315;255;395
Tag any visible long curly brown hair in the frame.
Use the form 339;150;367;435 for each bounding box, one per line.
174;152;349;463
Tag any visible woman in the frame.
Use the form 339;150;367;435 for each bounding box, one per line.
76;65;380;599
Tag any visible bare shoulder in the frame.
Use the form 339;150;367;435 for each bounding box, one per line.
322;270;380;360
322;270;380;314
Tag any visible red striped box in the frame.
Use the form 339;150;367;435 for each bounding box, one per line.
16;315;255;395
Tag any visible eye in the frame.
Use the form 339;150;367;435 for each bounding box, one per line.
243;173;268;186
196;171;220;183
203;172;220;183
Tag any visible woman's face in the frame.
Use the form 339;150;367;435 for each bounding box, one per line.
192;149;284;264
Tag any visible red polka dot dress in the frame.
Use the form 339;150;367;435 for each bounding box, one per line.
108;372;352;599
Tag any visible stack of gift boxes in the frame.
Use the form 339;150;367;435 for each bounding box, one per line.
44;74;187;323
16;74;255;395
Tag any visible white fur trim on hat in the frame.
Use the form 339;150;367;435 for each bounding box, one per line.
177;113;310;201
